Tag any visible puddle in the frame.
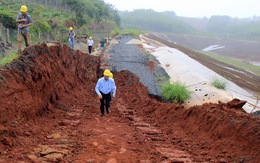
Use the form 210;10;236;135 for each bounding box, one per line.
202;45;225;51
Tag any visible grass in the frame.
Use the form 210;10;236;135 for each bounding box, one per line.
0;50;18;67
160;81;191;103
200;51;260;76
211;77;227;89
111;29;145;37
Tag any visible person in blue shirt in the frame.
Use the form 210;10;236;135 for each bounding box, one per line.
95;69;116;117
16;5;33;55
68;27;75;49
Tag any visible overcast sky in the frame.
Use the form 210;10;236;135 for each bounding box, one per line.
104;0;260;18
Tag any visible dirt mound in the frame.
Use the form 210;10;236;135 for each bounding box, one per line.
115;70;260;162
0;43;100;124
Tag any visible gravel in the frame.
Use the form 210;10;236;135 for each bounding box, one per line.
106;35;169;96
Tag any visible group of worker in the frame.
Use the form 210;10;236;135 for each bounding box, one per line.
16;5;117;117
16;5;94;54
68;27;94;54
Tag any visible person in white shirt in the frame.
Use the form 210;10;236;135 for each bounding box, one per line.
87;36;94;54
95;69;116;116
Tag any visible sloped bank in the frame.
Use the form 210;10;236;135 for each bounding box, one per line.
115;70;260;162
0;43;100;124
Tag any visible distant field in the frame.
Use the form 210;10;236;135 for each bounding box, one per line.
153;33;260;66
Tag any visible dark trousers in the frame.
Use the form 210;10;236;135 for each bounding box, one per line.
88;46;92;54
100;92;111;115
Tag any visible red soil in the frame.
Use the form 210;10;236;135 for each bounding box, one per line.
0;43;259;162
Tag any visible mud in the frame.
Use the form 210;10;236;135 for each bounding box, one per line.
0;41;259;162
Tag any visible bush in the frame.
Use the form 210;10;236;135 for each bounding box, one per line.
0;51;18;67
0;10;16;29
212;77;227;89
160;81;191;103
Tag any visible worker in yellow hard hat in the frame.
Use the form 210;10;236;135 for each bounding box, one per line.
68;27;76;49
15;5;33;55
95;69;116;117
108;72;113;79
87;36;94;54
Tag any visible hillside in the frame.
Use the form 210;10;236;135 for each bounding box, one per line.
0;36;259;162
0;0;119;44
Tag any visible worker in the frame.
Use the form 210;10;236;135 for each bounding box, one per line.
68;27;75;49
109;72;115;101
109;72;113;79
87;36;94;54
95;69;116;117
16;5;33;55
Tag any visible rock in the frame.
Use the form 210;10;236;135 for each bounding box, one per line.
107;158;117;163
0;125;7;134
1;136;13;147
227;99;247;109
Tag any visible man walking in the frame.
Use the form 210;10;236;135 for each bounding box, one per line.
87;36;94;54
68;27;75;49
16;5;33;55
95;69;116;117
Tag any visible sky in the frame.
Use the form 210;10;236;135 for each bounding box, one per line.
104;0;260;18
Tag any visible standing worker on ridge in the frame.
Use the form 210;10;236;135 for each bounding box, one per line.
87;36;94;54
16;5;33;55
68;27;75;49
95;69;116;117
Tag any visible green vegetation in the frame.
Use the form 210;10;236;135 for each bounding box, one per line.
206;15;260;40
0;50;18;67
122;29;145;36
160;81;191;103
0;10;16;29
200;51;260;76
211;77;227;89
0;0;120;44
120;9;196;34
110;28;145;37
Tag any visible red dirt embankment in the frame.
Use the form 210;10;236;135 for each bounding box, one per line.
0;43;259;162
116;71;260;162
0;43;99;124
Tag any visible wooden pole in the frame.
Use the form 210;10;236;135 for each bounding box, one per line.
38;31;41;44
5;28;10;43
0;23;2;41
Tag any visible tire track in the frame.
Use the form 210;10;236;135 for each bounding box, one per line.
116;97;193;162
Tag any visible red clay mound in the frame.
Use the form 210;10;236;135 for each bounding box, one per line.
0;43;100;124
115;70;260;162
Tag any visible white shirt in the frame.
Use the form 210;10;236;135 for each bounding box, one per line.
87;39;94;46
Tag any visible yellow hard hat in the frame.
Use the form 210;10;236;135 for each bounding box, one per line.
89;36;92;39
109;72;113;79
20;5;28;12
103;69;111;76
69;27;73;30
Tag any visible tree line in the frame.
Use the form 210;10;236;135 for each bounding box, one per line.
120;9;260;40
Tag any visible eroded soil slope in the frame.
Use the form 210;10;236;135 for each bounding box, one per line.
0;43;259;162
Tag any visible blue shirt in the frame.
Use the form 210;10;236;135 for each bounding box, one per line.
68;30;75;38
16;13;33;34
95;77;116;96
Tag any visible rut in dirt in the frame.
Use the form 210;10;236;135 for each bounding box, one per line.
0;42;259;162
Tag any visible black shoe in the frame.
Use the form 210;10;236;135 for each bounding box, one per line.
106;109;110;114
100;114;104;117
